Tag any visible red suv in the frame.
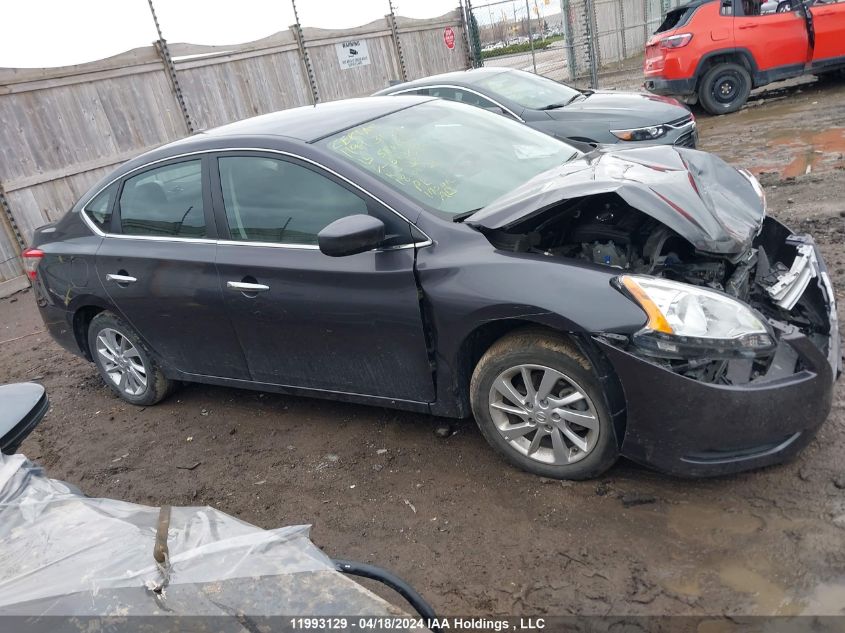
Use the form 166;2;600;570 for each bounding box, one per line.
644;0;845;114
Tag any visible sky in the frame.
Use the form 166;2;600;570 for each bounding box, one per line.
0;0;462;68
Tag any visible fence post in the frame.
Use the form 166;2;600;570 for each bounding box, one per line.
387;0;408;81
0;181;26;252
617;0;627;59
643;0;650;45
584;0;599;87
291;0;319;104
561;0;577;82
147;0;194;134
525;0;538;73
463;0;482;69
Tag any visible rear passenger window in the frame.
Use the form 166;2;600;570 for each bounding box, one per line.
218;156;371;245
119;160;205;237
84;182;117;232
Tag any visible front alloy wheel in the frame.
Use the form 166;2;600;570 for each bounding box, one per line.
488;364;599;465
470;327;619;479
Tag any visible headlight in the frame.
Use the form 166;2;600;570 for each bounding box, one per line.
617;275;774;358
610;125;667;142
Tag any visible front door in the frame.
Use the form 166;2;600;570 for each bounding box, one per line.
211;152;434;403
810;1;845;69
735;7;810;77
95;156;250;379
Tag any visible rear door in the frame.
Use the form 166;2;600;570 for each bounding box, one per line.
95;156;249;379
211;151;435;403
734;4;810;77
810;0;845;70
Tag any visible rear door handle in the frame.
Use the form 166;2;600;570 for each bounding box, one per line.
226;281;270;292
738;23;758;29
105;273;137;284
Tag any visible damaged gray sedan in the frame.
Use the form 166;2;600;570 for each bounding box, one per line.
28;97;840;479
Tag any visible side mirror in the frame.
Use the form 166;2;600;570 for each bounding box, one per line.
318;214;385;257
0;382;48;455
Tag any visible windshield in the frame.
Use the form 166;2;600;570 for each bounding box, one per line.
473;70;582;110
318;100;579;217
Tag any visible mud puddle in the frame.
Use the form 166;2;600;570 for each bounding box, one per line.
697;80;845;181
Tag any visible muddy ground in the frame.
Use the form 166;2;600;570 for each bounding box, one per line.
2;76;844;617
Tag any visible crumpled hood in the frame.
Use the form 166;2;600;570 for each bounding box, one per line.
467;145;766;255
546;91;689;127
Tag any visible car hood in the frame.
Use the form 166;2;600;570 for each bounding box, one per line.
467;146;766;255
0;383;45;440
546;91;690;126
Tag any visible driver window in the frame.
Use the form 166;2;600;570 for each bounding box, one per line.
742;0;763;15
217;156;412;247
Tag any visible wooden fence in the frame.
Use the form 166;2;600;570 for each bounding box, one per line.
0;10;469;292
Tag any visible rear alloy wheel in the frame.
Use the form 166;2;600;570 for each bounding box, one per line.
88;312;173;406
470;328;618;479
698;62;752;115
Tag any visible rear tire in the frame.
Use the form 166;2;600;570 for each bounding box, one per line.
698;62;752;115
88;311;173;406
470;328;619;480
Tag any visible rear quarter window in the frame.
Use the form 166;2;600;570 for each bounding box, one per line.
656;6;699;32
83;182;117;232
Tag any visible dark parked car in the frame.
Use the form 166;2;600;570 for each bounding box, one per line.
374;68;698;149
0;382;48;454
24;97;839;479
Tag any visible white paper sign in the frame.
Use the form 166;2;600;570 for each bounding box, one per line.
335;39;371;69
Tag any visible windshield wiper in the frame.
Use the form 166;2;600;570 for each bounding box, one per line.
539;94;584;110
452;207;482;223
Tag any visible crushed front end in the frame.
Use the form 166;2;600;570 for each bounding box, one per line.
597;216;840;476
468;147;840;476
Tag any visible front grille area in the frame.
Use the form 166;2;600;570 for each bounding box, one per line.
674;130;697;148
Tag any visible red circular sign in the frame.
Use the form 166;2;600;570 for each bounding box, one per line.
443;26;456;50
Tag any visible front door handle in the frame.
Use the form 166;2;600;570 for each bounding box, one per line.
226;281;270;292
105;273;137;284
738;23;758;29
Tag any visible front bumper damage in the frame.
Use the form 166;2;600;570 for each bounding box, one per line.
596;221;841;477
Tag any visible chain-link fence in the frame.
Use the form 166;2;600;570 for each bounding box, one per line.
465;0;686;89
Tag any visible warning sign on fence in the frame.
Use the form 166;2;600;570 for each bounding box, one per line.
443;27;456;50
335;39;371;69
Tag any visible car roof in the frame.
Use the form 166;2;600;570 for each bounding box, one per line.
375;67;513;93
84;95;439;193
198;95;434;143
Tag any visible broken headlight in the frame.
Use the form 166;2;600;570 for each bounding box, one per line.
610;125;666;142
617;275;775;358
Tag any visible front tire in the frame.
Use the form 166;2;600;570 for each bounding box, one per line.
698;62;752;115
88;311;173;406
470;328;618;480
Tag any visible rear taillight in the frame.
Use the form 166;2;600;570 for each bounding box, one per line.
659;33;693;49
21;248;43;280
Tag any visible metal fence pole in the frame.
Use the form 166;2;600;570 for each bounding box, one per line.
464;0;483;69
561;0;576;81
525;0;537;73
147;0;194;134
642;0;650;47
590;0;601;76
617;0;627;59
583;0;599;87
291;0;319;104
0;181;26;252
387;0;409;81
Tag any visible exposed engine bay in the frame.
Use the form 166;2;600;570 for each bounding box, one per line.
480;192;838;386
